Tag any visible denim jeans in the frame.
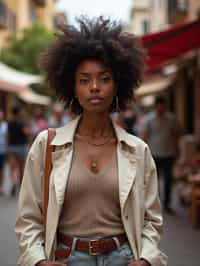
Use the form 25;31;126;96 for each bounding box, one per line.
57;237;135;266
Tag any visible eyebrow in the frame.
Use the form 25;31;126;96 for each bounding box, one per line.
79;71;111;76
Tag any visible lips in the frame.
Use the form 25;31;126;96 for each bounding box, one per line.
88;97;104;104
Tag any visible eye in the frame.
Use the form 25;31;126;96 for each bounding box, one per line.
80;78;89;85
100;76;111;83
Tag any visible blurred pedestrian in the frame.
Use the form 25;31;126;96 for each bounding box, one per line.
0;109;8;195
111;111;126;129
121;102;138;135
48;103;71;128
16;17;167;266
31;107;48;139
141;96;180;214
7;106;31;195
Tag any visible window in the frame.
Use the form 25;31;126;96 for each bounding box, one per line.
29;0;38;23
168;0;188;22
8;10;16;32
0;1;7;28
142;19;150;34
177;0;188;12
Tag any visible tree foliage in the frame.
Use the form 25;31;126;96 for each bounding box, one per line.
0;22;54;74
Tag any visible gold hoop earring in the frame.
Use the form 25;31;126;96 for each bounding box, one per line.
69;98;74;113
115;95;119;111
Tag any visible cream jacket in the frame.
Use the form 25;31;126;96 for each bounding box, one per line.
15;116;167;266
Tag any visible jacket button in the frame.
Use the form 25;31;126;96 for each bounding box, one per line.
125;215;128;220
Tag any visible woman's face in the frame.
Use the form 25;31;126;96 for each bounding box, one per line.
75;60;115;114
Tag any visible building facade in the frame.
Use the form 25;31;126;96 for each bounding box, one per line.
0;0;58;48
129;0;168;35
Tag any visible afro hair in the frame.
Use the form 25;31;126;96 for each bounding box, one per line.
41;16;145;113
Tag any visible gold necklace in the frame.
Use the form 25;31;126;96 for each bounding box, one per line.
76;133;115;147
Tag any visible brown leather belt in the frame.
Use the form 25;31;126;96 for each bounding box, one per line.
55;233;128;259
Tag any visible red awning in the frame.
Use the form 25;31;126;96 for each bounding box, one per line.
141;19;200;71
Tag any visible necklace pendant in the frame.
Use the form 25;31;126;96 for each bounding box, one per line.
91;161;98;173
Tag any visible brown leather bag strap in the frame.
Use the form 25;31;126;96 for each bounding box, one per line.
43;128;56;226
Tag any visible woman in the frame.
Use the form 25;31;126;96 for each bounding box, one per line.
15;17;167;266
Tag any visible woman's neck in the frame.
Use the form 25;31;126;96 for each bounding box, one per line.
77;112;114;138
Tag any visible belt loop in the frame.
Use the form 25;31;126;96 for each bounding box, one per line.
71;237;78;254
112;237;121;250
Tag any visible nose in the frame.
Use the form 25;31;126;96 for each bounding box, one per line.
90;79;100;93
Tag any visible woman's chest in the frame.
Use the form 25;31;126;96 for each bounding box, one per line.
74;139;117;174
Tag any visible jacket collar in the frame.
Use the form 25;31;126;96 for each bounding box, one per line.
50;115;80;146
51;115;137;151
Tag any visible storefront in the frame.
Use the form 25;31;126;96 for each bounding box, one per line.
140;18;200;136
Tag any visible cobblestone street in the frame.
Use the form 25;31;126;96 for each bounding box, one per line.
161;202;200;266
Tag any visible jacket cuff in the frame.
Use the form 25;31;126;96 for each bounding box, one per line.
18;246;46;266
140;258;151;266
140;248;168;266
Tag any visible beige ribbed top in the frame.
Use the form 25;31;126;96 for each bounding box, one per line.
58;146;125;238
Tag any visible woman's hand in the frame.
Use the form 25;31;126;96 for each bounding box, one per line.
128;259;151;266
36;260;66;266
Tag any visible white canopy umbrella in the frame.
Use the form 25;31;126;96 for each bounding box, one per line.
0;62;50;105
135;75;175;97
18;89;51;105
0;62;42;86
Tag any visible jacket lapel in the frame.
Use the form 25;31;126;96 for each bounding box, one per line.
51;147;73;205
113;122;138;213
45;145;73;257
117;144;137;213
50;116;80;205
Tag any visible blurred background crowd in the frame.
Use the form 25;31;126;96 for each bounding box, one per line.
0;104;75;196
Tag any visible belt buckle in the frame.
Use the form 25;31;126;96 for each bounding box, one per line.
89;240;100;256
